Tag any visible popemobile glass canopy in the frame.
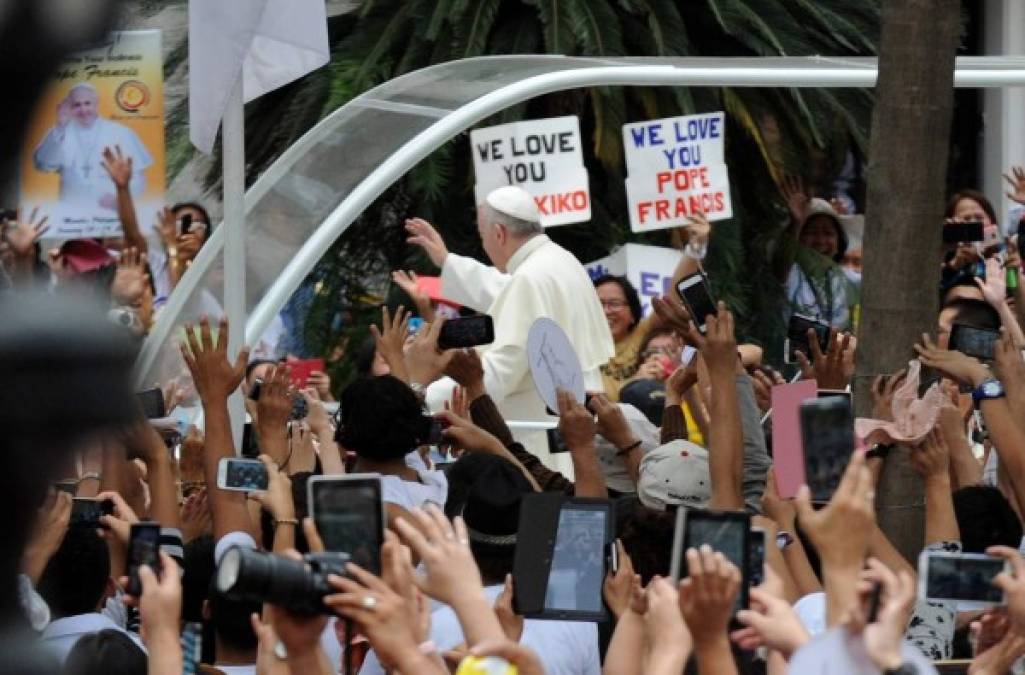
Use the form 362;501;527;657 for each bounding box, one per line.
136;54;1025;392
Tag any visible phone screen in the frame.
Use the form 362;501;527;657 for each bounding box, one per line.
787;314;830;361
128;523;162;595
135;388;166;419
950;324;999;362
71;498;114;528
800;397;853;502
310;478;384;574
925;554;1004;603
224;459;268;491
684;512;749;609
943;220;985;244
542;506;608;614
747;529;766;587
438;315;495;350
676;275;716;330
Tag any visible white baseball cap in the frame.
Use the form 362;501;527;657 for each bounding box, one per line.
485;185;540;223
637;439;712;511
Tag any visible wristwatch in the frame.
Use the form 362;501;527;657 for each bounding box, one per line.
776;531;795;550
971;378;1005;403
409;381;425;397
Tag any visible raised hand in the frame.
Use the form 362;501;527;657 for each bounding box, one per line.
435;408;505;455
306;369;333;402
678;546;742;645
780;174;810;223
249;455;294;522
101;145;133;189
22;489;72;584
645;576;693;671
557;387;596;450
602;539;640;619
405;218;449;269
404;317;454;386
1004;166;1025;206
3;207;50;260
369;305;410;382
796;328;854;390
988;546;1025;631
444;348;485;399
976;257;1008;308
855;558;916;672
651;294;695;340
910;429;951;480
494;574;524;642
732;575;810;657
136;552;182;651
179;488;211;543
392;505;483;607
684;212;711;248
795;451;874;572
915;333;991;387
179;316;250;405
256;365;293;440
155;207;177;248
690;301;737;376
111;247;149;306
870;370;908;422
588;393;639;452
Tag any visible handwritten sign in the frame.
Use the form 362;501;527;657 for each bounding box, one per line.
621;111;732;233
526;318;585;414
471;116;590;227
586;243;682;316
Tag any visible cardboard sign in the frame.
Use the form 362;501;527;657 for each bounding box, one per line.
586;243;682;316
471;116;590;227
526;318;585;414
622;111;732;233
770;380;819;499
19;30;166;240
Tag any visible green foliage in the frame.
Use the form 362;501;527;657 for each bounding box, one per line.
167;0;881;386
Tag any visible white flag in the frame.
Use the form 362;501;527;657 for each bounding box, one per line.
188;0;329;154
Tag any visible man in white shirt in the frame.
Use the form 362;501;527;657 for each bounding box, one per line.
33;82;152;212
406;186;614;472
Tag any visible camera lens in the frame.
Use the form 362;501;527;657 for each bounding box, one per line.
215;546;347;615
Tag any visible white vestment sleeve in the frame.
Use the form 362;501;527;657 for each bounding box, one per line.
33;127;65;172
440;253;510;313
479;342;528;409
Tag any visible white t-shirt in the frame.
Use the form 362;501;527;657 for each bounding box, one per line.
381;470;448;511
359;585;600;675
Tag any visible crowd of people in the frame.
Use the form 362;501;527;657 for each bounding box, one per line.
11;126;1025;675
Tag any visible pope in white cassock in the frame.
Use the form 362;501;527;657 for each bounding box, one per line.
407;186;614;474
33;82;152;211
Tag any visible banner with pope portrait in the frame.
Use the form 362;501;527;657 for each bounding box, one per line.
19;30;165;240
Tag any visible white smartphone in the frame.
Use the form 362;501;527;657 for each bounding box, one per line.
216;457;268;492
675;273;717;334
917;550;1008;609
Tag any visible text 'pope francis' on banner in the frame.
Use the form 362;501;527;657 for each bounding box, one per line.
470;116;590;227
622;111;732;233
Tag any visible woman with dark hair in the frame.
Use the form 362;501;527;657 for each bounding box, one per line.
336;375;446;511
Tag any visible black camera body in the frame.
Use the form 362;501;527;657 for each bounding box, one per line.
216;546;350;615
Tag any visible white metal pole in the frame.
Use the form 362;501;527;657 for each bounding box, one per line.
223;74;246;448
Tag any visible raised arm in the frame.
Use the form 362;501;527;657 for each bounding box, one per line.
102;145;148;254
697;305;744;510
180;316;254;542
557;389;607;498
911;430;960;546
121;420;181;531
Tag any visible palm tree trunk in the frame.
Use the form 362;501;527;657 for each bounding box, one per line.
855;0;961;562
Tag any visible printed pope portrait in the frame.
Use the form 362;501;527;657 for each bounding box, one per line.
32;82;152;212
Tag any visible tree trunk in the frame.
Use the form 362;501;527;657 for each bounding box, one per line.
855;0;961;562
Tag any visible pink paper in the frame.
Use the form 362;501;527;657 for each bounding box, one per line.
771;380;819;499
855;360;952;447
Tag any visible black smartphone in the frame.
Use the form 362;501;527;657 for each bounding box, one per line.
949;323;1000;362
437;315;495;350
135;387;166;419
514;495;613;621
786;314;830;364
422;416;445;445
71;498;115;528
747;527;766;588
178;213;194;236
307;475;385;574
248;379;263;401
127;522;162;596
54;480;78;496
241;422;260;459
800;396;853;502
918;551;1007;607
675;272;717;334
671;508;751;610
546;427;570;454
943;220;985;244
